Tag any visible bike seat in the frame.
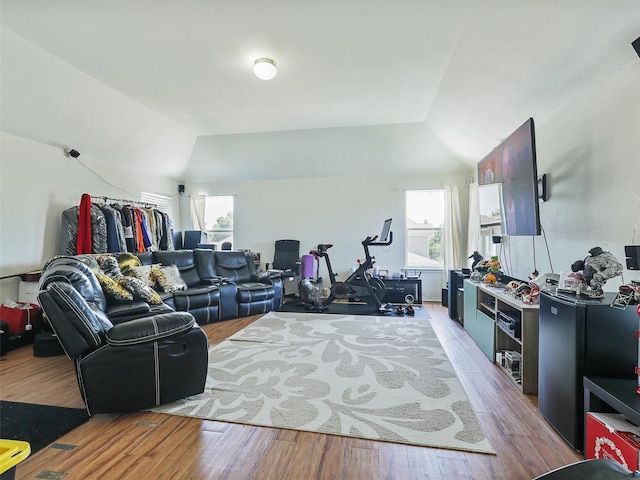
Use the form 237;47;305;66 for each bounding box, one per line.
316;244;333;251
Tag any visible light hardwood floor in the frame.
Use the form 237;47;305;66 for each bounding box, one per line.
0;303;582;479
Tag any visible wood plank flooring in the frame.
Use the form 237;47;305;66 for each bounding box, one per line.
0;304;582;479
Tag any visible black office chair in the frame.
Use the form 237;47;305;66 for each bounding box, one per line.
269;240;301;274
266;240;301;300
172;230;183;250
183;231;207;250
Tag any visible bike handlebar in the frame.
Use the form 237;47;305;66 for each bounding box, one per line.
363;231;393;247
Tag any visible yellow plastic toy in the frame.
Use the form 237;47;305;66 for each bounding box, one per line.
0;439;31;478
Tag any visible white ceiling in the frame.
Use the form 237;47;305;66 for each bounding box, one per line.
1;1;639;181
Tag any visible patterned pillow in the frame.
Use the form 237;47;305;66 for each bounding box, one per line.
118;277;163;305
116;253;143;277
73;255;101;274
96;272;133;302
151;265;188;293
96;255;124;279
131;264;159;288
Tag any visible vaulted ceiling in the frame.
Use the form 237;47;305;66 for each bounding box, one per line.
1;1;638;182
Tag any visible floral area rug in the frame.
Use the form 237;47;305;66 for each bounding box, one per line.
151;311;495;454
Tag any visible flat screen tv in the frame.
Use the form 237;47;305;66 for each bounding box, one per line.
477;118;541;236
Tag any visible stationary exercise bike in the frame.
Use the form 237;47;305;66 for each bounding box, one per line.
307;219;393;313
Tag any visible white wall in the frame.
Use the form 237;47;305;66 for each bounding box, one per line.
184;172;470;301
2;39;638;304
0;129;469;303
185;121;471;183
184;59;640;299
0;27;197;179
0;132;178;301
497;60;640;292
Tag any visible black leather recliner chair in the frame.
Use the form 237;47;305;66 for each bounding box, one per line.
38;258;209;415
213;250;282;316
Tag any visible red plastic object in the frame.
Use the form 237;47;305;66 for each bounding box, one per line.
0;303;39;335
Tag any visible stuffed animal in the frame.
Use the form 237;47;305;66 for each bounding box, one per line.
571;246;623;296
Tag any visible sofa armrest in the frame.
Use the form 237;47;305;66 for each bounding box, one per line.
107;302;175;325
261;269;296;280
264;262;300;278
106;300;150;319
257;272;282;284
106;312;196;347
199;276;229;284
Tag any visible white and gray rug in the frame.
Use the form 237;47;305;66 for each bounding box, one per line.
152;311;495;454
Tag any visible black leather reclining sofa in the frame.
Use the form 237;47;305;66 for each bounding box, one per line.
134;249;284;324
35;250;282;415
38;257;209;415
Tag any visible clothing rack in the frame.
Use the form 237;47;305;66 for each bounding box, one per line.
90;195;157;208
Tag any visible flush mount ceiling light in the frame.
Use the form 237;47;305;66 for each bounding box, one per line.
254;57;277;80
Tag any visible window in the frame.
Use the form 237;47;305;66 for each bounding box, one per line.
405;190;445;269
203;196;234;247
140;192;172;215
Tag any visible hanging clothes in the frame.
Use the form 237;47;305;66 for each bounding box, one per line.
121;205;138;253
61;206;80;255
77;193;93;254
99;204;127;253
90;204;108;254
136;208;153;251
60;195;176;254
133;209;146;253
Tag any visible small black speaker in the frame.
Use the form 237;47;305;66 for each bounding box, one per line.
632;36;640;58
492;236;502;244
178;184;185;193
625;245;640;270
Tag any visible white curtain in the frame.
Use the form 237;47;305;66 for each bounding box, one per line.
190;194;206;230
467;182;481;265
444;185;463;271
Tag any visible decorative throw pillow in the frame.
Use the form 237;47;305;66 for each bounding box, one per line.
131;264;159;288
96;272;133;303
116;253;143;277
118;277;163;305
151;264;188;293
73;255;101;274
96;255;124;279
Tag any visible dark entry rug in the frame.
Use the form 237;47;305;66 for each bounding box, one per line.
0;400;89;455
278;300;430;318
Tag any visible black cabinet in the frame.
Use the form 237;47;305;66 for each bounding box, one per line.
538;291;637;451
381;278;422;304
